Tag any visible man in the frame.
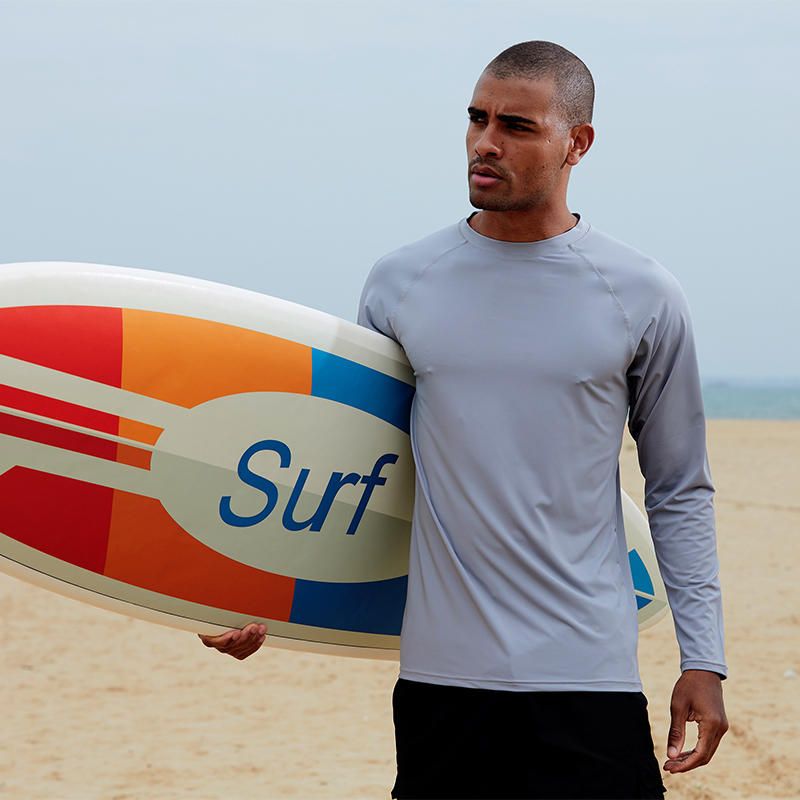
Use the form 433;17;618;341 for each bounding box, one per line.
202;41;728;799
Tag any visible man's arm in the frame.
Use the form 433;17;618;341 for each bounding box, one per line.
627;276;728;772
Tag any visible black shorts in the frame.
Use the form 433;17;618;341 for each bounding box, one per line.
391;678;667;800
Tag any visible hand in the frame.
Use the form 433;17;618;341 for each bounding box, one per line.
198;622;267;660
664;669;728;773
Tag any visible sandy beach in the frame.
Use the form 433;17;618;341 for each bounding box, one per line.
1;420;798;799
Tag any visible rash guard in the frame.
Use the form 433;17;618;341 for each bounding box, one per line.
358;215;727;691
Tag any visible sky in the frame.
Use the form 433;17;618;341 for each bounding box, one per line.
1;0;798;381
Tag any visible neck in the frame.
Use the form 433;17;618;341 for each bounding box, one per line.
468;205;578;243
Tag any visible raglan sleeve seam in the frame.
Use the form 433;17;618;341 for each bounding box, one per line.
388;240;469;333
568;243;636;361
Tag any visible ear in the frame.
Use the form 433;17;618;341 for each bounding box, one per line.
566;123;595;166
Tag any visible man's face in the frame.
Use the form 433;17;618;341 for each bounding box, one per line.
466;72;574;212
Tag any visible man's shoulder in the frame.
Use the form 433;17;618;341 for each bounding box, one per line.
371;221;467;280
576;224;686;308
358;221;466;334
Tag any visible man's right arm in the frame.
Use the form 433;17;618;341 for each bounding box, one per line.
626;270;728;771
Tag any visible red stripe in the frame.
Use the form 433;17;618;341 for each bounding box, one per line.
0;307;122;574
0;411;119;461
0;467;113;574
0;305;122;386
0;383;119;436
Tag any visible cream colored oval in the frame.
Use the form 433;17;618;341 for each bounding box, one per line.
150;392;414;583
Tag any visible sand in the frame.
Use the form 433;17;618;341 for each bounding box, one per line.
1;420;798;799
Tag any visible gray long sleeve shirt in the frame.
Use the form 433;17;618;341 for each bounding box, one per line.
358;215;727;691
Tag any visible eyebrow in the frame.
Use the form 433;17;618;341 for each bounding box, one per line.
467;107;538;127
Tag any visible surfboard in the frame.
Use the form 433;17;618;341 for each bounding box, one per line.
0;262;668;659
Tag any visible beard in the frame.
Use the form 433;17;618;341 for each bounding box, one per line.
468;186;549;212
467;158;565;212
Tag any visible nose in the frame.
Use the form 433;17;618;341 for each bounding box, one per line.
473;124;502;159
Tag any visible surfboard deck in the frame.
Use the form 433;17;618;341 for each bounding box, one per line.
0;262;667;658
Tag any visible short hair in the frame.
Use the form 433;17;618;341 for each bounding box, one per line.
485;41;595;128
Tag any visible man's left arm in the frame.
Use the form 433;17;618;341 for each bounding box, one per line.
627;274;729;774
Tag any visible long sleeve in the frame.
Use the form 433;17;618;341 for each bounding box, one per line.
627;281;727;677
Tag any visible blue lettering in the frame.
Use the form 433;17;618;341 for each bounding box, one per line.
219;439;291;527
283;470;361;532
220;441;399;535
347;453;399;534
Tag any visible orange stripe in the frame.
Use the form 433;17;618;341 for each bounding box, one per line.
121;309;312;407
115;443;152;469
105;492;295;620
119;417;163;446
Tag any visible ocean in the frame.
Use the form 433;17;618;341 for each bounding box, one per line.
702;382;800;420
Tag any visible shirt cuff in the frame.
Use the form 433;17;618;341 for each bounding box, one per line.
681;660;728;680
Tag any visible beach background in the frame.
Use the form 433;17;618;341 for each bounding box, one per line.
1;414;798;799
1;1;799;798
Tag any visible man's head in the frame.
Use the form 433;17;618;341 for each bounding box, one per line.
467;41;595;214
486;41;594;130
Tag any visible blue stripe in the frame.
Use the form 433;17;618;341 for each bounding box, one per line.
628;548;655;596
311;349;414;432
290;576;408;635
636;595;653;610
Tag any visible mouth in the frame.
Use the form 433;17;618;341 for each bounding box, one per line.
470;165;504;189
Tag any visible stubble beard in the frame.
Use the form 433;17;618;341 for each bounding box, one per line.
468;186;549;212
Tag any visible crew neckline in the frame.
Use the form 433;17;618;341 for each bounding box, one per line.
459;213;590;259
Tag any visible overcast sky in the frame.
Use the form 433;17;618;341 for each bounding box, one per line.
1;0;797;380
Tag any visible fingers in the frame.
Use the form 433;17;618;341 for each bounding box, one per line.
664;747;703;773
666;699;687;762
198;629;238;648
224;624;267;660
663;713;728;773
197;623;267;660
664;671;729;774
